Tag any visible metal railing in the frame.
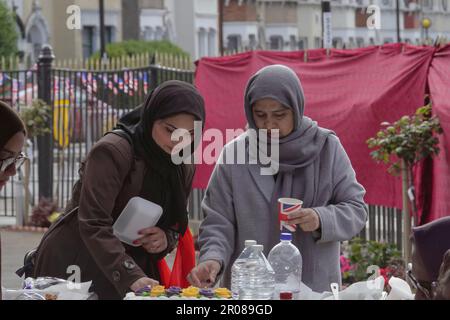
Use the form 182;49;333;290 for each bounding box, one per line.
0;46;194;219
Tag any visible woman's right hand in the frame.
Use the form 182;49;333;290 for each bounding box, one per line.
187;260;221;288
130;277;159;292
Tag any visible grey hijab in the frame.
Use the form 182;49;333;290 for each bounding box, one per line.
244;64;335;204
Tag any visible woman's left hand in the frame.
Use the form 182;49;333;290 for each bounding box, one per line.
287;208;321;232
134;227;168;254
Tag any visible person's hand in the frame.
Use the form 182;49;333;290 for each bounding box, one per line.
130;277;159;292
288;208;321;232
187;260;221;288
134;227;168;254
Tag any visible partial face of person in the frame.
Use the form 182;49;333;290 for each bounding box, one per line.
151;113;196;155
252;98;295;138
0;131;26;190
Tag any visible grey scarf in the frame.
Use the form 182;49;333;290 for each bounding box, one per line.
244;64;335;209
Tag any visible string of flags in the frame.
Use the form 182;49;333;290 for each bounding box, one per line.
0;69;152;104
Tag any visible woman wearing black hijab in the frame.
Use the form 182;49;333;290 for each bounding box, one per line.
31;81;205;299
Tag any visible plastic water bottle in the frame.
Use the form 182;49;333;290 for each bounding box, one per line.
268;233;302;300
238;245;275;300
231;240;257;300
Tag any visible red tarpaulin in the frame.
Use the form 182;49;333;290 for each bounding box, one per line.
193;44;439;220
425;45;450;222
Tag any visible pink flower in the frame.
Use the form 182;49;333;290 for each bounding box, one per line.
340;255;353;273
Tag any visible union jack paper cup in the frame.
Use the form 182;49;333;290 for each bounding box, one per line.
278;198;303;233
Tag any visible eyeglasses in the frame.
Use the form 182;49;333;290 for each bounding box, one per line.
0;152;27;173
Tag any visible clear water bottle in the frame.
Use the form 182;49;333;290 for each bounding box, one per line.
268;233;302;300
231;240;257;300
238;245;275;300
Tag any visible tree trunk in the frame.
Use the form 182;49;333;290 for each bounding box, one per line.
402;159;412;264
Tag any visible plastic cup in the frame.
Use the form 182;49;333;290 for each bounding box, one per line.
278;198;303;232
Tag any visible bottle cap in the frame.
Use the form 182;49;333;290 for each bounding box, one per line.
280;292;293;300
253;244;264;251
244;240;257;247
280;232;292;241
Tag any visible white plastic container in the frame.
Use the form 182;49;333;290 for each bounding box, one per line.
113;197;163;246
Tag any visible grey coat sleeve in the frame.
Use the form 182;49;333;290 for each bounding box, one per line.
197;151;236;273
313;136;368;243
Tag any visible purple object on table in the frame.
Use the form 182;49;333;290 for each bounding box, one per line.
166;286;182;297
199;288;215;298
135;286;151;295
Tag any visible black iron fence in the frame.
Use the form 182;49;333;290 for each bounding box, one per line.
0;45;194;220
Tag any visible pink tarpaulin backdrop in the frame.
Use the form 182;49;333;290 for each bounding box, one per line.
425;45;450;222
193;44;449;223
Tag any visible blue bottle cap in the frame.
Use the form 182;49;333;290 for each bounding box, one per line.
280;233;292;241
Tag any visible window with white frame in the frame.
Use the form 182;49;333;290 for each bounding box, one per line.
198;28;208;57
332;37;343;48
249;34;257;50
82;26;95;59
270;35;284;50
289;35;297;51
356;37;365;47
143;26;154;41
298;37;308;50
105;26;115;44
208;28;216;56
155;27;164;40
314;37;322;49
227;34;242;51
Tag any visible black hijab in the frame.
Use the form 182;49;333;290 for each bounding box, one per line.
112;80;205;235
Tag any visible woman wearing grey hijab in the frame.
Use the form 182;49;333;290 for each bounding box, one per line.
188;65;367;293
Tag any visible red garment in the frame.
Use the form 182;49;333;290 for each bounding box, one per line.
157;228;196;288
193;45;435;217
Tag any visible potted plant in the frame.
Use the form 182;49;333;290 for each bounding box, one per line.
341;238;403;290
366;101;443;263
29;197;61;228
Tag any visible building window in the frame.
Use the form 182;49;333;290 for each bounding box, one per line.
355;9;370;28
369;37;375;45
198;28;207;57
404;13;419;29
314;37;321;49
105;26;115;44
348;37;355;48
298;37;308;50
227;34;241;51
208;28;216;56
270;36;283;50
144;26;154;40
248;34;257;50
423;0;432;8
155;27;164;40
289;35;297;51
356;37;365;47
332;37;343;48
82;26;95;59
